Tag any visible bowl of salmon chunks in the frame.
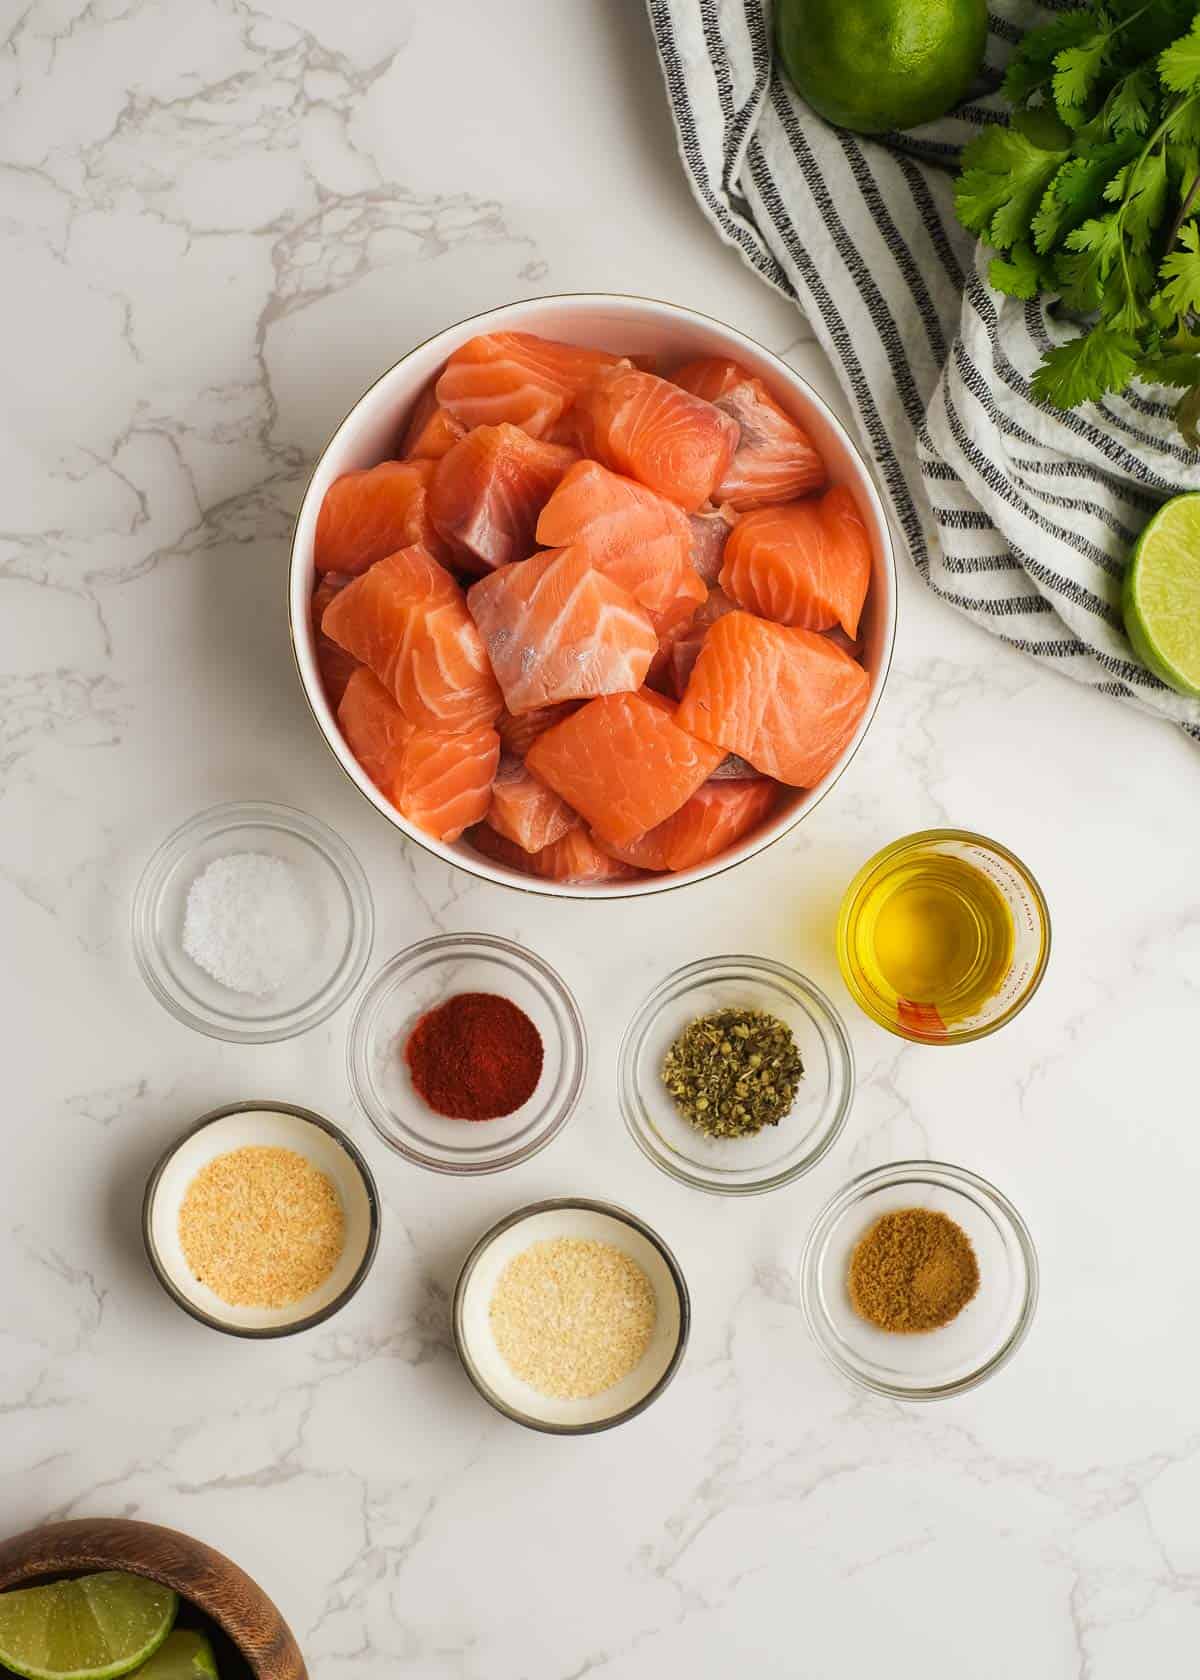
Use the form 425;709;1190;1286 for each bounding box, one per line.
290;295;896;898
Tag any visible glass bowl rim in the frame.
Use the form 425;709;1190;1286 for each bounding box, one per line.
346;932;588;1175
451;1196;691;1435
130;798;375;1044
800;1156;1040;1400
835;827;1052;1046
141;1099;382;1339
618;953;855;1197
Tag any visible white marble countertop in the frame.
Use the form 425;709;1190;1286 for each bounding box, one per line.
5;3;1200;1676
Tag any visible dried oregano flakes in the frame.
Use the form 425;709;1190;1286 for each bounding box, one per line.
661;1007;804;1138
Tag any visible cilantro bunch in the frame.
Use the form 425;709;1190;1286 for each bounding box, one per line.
954;0;1200;440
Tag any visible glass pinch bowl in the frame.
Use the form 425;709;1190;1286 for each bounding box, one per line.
619;956;854;1195
801;1160;1039;1399
347;934;587;1174
131;800;374;1044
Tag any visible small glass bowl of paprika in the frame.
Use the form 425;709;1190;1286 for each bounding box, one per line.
347;933;587;1174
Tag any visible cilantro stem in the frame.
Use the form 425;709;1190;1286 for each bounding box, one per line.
1162;171;1200;259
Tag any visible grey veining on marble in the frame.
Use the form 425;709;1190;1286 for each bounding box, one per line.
4;2;1200;1676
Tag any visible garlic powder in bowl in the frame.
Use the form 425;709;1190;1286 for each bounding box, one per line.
454;1199;689;1433
489;1237;656;1401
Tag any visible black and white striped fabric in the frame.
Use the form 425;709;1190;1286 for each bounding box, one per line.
647;0;1200;739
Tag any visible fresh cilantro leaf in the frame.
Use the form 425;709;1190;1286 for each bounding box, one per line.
1124;147;1170;248
1108;66;1158;135
1031;326;1141;408
1159;16;1200;95
1031;142;1140;251
1053;31;1112;127
1164;94;1200;145
953;0;1200;437
955;124;1070;246
1013;105;1075;151
1103;162;1131;202
1056;214;1125;308
1156;221;1200;315
990;243;1044;298
1167;139;1200;194
1102;246;1155;329
1002;10;1105;106
1138;350;1200;387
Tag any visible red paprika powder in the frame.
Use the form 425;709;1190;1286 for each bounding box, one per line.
404;991;543;1120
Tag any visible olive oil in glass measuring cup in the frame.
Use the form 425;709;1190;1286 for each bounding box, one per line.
836;830;1050;1043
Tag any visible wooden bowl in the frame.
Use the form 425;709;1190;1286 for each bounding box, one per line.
0;1519;307;1680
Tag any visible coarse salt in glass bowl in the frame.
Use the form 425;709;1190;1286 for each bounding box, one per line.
619;955;854;1195
800;1159;1039;1400
347;933;587;1174
131;801;374;1044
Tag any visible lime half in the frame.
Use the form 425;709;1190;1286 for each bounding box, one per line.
0;1573;178;1680
1124;493;1200;697
133;1631;218;1680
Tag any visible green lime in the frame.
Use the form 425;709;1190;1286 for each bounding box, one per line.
132;1632;218;1680
1123;493;1200;698
0;1573;177;1680
775;0;988;134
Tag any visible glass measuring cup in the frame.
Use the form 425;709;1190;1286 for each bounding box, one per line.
836;829;1050;1044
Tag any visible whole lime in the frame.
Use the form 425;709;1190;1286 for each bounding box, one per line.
776;0;988;135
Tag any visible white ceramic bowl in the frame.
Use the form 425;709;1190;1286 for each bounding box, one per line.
143;1101;380;1338
290;294;897;898
453;1198;690;1434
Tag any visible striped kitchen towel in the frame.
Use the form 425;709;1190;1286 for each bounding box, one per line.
647;0;1200;739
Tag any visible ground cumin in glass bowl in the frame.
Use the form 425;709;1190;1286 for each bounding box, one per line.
347;933;587;1174
800;1160;1039;1400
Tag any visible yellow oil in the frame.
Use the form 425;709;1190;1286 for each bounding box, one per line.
848;853;1014;1024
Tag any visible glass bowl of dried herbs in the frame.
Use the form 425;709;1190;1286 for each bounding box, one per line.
618;956;854;1195
800;1160;1039;1400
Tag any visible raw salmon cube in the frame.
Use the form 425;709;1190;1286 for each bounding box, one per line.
536;459;705;634
496;700;582;758
402;379;466;461
526;689;724;847
467;546;656;716
574;365;739;512
673;358;827;510
687;504;736;583
315;459;449;575
488;755;580;853
649;586;738;700
321;544;502;733
312;573;360;708
676;610;870;787
430;423;578;573
436;332;622;439
720;485;872;639
337;668;499;843
594;778;777;872
470;821;642;883
397;725;500;844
